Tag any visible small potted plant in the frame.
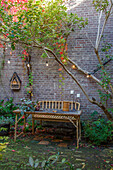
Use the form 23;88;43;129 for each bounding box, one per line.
18;98;36;115
0;116;14;136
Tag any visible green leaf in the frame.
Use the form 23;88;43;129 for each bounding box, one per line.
41;53;47;58
11;43;15;50
29;157;34;167
62;158;66;163
41;160;46;168
34;159;39;168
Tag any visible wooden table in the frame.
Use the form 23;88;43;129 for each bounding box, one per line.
13;109;82;148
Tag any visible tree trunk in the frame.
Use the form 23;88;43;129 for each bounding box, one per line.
91;100;113;122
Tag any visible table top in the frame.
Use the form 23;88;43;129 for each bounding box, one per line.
13;109;82;116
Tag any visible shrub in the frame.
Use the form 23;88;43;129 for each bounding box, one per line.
84;117;113;145
0;128;9;160
0;98;17;118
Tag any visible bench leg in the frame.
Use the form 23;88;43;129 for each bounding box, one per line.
32;116;35;135
79;118;81;140
23;114;26;133
76;120;79;148
14;113;17;142
40;120;42;126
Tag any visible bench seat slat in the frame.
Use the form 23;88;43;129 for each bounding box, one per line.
33;114;76;120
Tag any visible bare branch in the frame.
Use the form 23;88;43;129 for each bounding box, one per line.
68;57;101;83
68;57;112;96
95;11;102;50
0;38;11;43
85;32;95;48
110;0;113;5
96;3;113;50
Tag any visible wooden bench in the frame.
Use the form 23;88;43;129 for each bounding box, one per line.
13;101;82;148
32;101;81;148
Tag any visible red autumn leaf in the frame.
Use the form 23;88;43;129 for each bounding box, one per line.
58;68;62;71
59;51;63;55
0;44;4;48
61;57;64;60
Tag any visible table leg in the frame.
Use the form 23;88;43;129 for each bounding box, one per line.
76;120;79;148
40;120;42;126
32;115;35;135
14;113;17;142
79;117;81;140
23;114;26;133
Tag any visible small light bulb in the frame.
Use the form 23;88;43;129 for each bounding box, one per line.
72;65;76;69
87;74;90;78
46;61;48;66
8;59;10;64
27;63;30;67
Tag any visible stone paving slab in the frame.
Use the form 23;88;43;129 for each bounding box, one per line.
63;137;72;140
33;136;44;140
38;140;50;145
58;143;68;147
51;139;63;142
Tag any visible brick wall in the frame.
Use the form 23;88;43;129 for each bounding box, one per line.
0;0;113;120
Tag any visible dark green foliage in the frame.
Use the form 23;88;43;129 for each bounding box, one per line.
18;98;36;115
0;98;17;118
83;112;113;145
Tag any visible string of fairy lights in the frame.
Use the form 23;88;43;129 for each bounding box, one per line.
8;56;112;78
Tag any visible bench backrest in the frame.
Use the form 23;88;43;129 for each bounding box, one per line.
39;101;80;111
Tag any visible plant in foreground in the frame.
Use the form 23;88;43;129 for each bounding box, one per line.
28;154;74;169
0;128;9;160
